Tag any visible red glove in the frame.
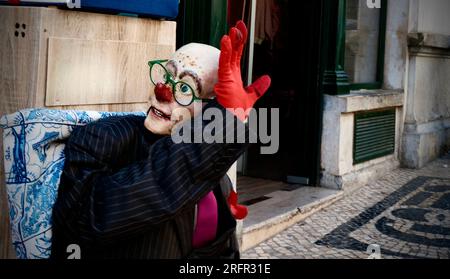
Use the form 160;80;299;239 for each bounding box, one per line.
227;190;248;220
214;21;271;122
215;21;271;220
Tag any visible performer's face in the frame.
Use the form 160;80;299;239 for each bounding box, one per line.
145;43;220;135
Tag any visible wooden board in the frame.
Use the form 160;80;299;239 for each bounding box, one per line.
45;38;172;106
0;7;44;260
53;103;149;112
37;7;176;108
0;7;42;116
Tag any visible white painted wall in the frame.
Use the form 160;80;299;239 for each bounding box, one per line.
406;56;450;124
383;0;409;90
402;0;450;168
409;0;450;35
418;0;450;35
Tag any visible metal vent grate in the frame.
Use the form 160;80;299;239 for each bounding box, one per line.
353;109;396;164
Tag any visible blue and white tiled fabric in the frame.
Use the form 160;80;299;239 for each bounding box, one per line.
0;108;145;259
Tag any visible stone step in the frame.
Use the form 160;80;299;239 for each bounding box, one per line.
240;186;343;251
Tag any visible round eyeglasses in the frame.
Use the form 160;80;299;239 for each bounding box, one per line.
148;59;208;106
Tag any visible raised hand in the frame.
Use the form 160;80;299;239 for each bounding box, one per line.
214;20;271;122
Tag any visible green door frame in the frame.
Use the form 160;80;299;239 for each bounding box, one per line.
322;0;350;95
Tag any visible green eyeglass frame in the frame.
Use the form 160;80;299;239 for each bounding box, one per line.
148;59;211;106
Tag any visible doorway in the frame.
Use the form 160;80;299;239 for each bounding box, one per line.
234;0;324;186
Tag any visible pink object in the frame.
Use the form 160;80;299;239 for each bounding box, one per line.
192;191;218;248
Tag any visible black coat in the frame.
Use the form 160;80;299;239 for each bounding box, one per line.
51;101;249;259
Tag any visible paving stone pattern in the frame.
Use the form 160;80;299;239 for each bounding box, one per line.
242;154;450;259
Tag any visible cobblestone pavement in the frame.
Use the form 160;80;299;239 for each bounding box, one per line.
242;154;450;259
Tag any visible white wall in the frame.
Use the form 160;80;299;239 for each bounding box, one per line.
409;0;450;35
402;0;450;168
405;56;450;124
383;0;409;90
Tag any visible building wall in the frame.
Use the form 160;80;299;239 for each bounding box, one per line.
321;0;450;188
321;92;404;190
320;0;409;190
401;0;450;168
413;0;450;36
384;0;409;90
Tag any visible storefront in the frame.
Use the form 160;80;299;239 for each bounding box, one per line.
178;0;325;193
177;0;450;250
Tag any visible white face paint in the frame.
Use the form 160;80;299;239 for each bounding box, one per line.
144;43;220;135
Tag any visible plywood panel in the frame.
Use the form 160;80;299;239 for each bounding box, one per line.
45;38;172;106
43;8;176;44
54;103;149;113
36;8;177;107
0;7;42;116
0;7;43;260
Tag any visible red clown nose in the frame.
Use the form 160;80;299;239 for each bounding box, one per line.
155;83;173;103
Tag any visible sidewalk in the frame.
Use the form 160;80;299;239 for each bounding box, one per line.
242;153;450;259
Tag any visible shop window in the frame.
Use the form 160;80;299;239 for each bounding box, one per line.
345;0;387;90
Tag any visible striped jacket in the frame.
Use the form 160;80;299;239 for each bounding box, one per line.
50;101;249;259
